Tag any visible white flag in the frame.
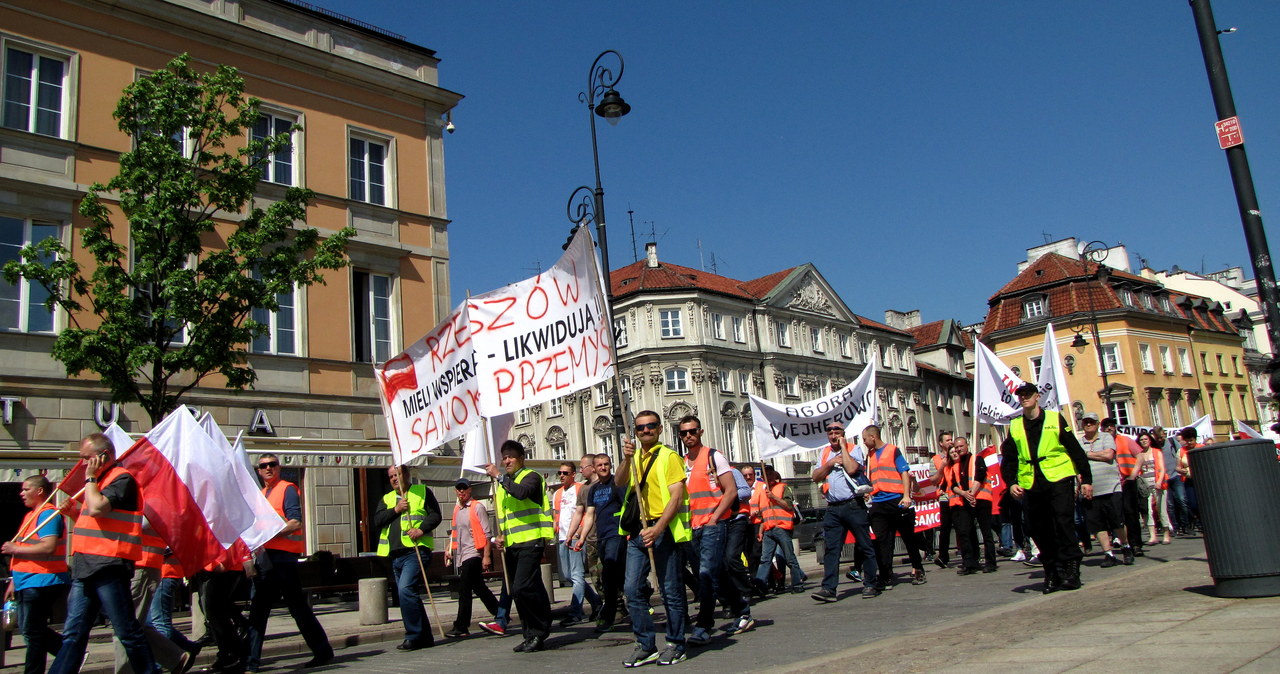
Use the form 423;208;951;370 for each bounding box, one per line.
469;226;615;415
199;414;286;551
374;302;482;465
1037;323;1072;413
1237;420;1264;439
750;365;877;460
1188;414;1215;443
461;414;515;475
975;342;1026;425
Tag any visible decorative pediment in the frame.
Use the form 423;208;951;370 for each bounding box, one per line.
787;276;837;316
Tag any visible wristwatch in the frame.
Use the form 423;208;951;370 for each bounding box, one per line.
85;477;97;483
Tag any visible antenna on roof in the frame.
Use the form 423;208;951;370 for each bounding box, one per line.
627;206;638;263
1042;231;1053;244
698;239;705;271
709;252;723;275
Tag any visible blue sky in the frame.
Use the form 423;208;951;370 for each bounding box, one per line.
321;1;1280;327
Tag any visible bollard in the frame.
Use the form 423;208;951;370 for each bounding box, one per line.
358;577;388;625
541;562;555;603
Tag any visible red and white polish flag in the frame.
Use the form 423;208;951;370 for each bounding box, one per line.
118;406;283;573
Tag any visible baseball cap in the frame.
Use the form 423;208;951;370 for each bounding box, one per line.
1081;412;1100;423
1014;382;1038;397
454;478;473;489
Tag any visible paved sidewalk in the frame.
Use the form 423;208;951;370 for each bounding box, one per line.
781;553;1280;674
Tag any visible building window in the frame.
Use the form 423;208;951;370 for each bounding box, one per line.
1140;293;1154;311
1168;399;1183;427
711;312;725;340
811;327;823;353
665;368;689;393
1148;398;1163;426
549;398;563;417
775;320;790;347
859;341;870;364
839;333;850;358
517;408;529;425
249;270;297;355
882;345;893;368
1232;355;1241;376
251;111;297;185
349;134;389;205
732;316;745;343
0;216;56;333
620;375;631;399
1030;356;1043;381
353;271;393;363
1023;296;1045;320
1107;400;1132;426
551;440;567;462
719;370;732;393
659;309;683;339
594;383;609;408
1139;343;1154;372
613;317;627;348
1118;288;1135;307
1200;351;1210;373
1100;343;1122;373
784;375;798;397
1160;345;1173;373
1179;347;1192;375
1216;353;1225;375
738;372;750;395
597;433;615;457
722;418;737;462
3;45;69;138
1189;395;1202;419
1160;296;1173;314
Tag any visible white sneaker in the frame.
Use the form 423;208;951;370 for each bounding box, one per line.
1011;549;1027;562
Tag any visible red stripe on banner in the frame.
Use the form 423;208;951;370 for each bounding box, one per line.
119;440;224;575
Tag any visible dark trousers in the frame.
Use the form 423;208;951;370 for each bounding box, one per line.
1121;479;1143;549
936;500;954;562
974;500;999;565
17;584;67;674
503;544;551;641
246;552;332;670
721;518;754;610
1024;478;1083;566
951;504;980;569
821;500;876;591
453;556;499;631
868;501;924;585
746;523;763;577
195;570;244;671
597;535;626;625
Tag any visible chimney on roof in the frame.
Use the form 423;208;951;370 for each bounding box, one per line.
645;242;658;269
884;309;922;329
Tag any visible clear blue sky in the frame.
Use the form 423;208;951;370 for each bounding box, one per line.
321;1;1280;326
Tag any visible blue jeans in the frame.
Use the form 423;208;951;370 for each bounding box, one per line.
557;541;600;619
688;521;747;629
146;577;197;652
1167;476;1191;531
50;570;156;674
755;527;806;589
624;530;686;652
391;548;431;643
18;584;67;674
822;501;876;592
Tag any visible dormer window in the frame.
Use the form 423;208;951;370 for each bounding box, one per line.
1022;295;1046;320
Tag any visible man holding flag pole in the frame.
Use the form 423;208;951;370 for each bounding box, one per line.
371;465;443;649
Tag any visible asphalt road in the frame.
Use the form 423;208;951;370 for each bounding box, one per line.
251;537;1209;673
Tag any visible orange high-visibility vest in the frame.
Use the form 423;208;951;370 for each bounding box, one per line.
760;483;794;532
139;524;166;569
263;480;305;554
971;451;1000;503
161;550;185;580
1154;448;1168;489
72;466;143;561
11;505;68;575
449;500;488;555
868;444;906;497
749;482;766;524
553;482;583;536
1115;435;1140;479
686;449;728;528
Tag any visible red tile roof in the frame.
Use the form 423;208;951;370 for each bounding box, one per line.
609;259;797;301
853;314;912;337
989;252;1153;300
908;320;943;348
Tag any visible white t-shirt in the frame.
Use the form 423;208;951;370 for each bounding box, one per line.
555;483;581;541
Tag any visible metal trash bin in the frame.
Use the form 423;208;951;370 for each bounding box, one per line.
1188;438;1280;598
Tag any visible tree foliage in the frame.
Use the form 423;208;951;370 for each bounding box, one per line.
3;54;353;424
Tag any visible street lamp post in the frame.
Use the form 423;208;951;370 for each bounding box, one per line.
1078;241;1113;414
566;50;632;448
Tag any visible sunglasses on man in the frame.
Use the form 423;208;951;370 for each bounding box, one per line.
257;461;279;469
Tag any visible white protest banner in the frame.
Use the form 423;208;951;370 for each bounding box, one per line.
375;302;481;465
468;225;614;415
750;365;876;460
1237;420;1264;439
1188;414;1214;442
1038;323;1071;413
975;342;1026;425
461;414;515;476
908;464;941;532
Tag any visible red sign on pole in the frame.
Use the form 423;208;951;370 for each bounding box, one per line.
1216;116;1243;149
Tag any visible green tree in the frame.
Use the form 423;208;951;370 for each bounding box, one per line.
3;54;353;425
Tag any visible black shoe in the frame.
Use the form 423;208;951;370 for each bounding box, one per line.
861;586;881;599
1060;560;1083;590
1133;547;1145;557
397;639;433;651
1100;554;1118;568
302;652;334;668
982;563;998;573
1042;564;1063;595
811;588;838;603
957;566;978;576
445;628;469;638
1122;548;1135;566
559;615;586;627
513;636;545;653
933;556;949;569
924;552;936;563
